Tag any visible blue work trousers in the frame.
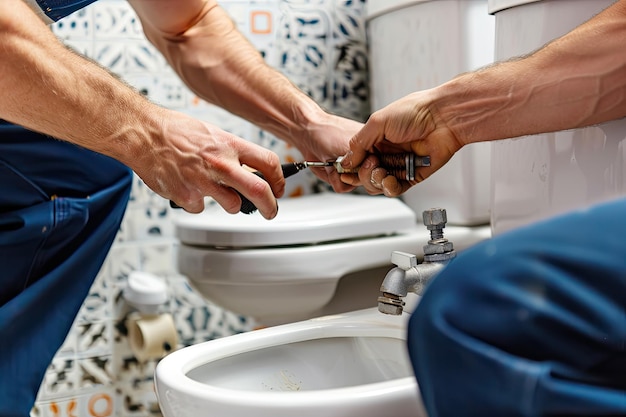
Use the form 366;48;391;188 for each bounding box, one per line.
409;197;626;416
0;122;132;417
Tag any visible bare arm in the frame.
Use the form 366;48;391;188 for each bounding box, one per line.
128;0;361;191
0;0;284;218
0;0;155;160
342;0;626;196
442;0;626;145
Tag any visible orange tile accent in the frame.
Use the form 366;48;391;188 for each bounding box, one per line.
250;11;272;34
88;393;113;417
49;400;77;417
67;400;77;417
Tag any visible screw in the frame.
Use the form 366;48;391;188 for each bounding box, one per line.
423;208;447;240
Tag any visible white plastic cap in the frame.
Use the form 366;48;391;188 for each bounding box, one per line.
123;271;168;314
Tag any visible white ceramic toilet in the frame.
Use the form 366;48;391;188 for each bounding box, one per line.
174;193;425;326
162;194;433;417
161;193;489;417
174;193;489;325
155;308;426;417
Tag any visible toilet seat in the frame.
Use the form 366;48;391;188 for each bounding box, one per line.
174;193;424;324
175;193;418;248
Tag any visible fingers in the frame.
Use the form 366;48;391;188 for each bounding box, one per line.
339;152;418;197
209;152;280;220
170;140;282;219
237;146;285;199
173;167;279;219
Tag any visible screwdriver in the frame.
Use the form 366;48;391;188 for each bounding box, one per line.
169;162;313;213
169;152;430;214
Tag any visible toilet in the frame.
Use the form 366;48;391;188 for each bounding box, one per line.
162;193;489;416
174;193;426;326
155;307;426;417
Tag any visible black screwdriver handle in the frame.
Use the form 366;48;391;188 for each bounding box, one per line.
169;163;302;214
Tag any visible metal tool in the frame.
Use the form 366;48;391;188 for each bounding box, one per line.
322;153;430;181
170;152;430;214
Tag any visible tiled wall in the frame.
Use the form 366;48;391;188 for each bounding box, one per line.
32;1;369;416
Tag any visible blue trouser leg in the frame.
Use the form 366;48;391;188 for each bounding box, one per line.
408;197;626;417
0;123;132;417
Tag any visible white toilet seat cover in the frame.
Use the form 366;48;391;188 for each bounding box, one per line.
174;193;417;248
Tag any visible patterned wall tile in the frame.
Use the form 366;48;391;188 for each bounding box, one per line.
92;1;144;40
40;358;78;399
38;398;80;417
117;386;161;417
76;266;111;324
166;275;208;309
93;41;126;73
76;322;113;356
51;8;93;40
81;390;117;417
123;206;173;241
77;356;114;390
124;42;166;74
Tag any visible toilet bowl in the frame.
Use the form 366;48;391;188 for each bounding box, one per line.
155;307;426;417
174;193;426;325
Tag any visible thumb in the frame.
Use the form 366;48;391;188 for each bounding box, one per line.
342;120;385;169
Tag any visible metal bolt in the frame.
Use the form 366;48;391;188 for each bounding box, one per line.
423;208;447;240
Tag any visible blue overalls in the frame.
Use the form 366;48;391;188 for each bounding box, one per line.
1;3;131;416
408;197;626;416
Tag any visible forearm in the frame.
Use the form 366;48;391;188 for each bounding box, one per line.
0;0;161;166
134;0;325;148
437;0;626;145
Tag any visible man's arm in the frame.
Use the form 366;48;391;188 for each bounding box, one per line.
0;0;156;161
440;0;626;145
0;0;284;217
128;0;361;191
342;0;626;196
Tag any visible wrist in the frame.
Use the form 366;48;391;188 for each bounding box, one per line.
286;95;328;148
105;100;165;169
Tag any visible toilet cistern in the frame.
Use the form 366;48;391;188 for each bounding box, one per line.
378;208;457;315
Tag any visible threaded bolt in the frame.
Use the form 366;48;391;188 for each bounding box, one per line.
423;208;447;240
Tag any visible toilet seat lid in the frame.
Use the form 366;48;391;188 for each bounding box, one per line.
174;193;417;248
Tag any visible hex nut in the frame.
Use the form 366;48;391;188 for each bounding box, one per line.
423;208;447;228
424;251;457;263
378;302;403;315
423;241;454;255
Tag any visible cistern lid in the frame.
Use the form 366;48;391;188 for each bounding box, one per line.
174;193;417;248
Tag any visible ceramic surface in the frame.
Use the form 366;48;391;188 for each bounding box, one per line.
155;308;426;417
490;0;626;234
